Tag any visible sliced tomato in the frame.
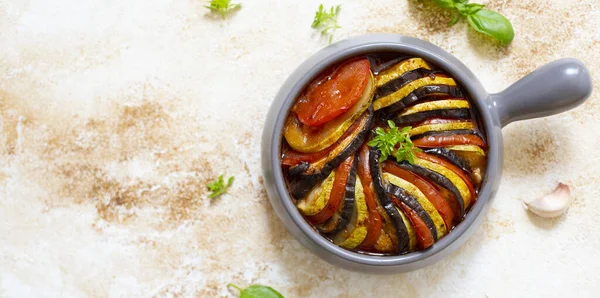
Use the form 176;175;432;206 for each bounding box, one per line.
306;154;354;224
356;144;383;250
413;134;486;148
382;161;454;230
415;151;477;207
294;58;371;126
394;200;435;250
281;116;363;166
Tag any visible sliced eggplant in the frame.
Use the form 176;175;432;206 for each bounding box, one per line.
333;177;369;249
414;157;473;209
322;155;358;236
377;85;465;119
283;72;374;153
296;171;335;216
423;147;472;174
374;69;442;100
393;109;470;126
447;145;487;187
383;173;447;239
386;183;438;242
375;57;431;87
373;76;457;111
369;147;410;254
397;161;466;217
396;206;417;252
288;110;373;199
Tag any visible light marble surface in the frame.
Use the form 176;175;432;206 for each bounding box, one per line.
0;0;599;297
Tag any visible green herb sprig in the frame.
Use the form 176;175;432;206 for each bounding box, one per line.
311;4;341;43
228;284;284;298
207;175;234;199
205;0;241;19
432;0;514;45
368;120;421;164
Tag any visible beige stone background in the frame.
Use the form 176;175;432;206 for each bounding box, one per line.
0;0;599;297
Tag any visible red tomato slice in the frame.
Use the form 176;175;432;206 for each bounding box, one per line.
307;154;354;224
294;58;371;126
356;144;383;250
413;134;486;148
382;161;454;230
394;199;435;250
415;151;477;207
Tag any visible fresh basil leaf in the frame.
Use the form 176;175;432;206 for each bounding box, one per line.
432;0;455;9
241;285;284;298
464;3;485;15
448;11;461;26
229;284;284;298
467;9;514;45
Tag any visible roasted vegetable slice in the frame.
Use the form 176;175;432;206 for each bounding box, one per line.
294;58;372;126
287;110;373;199
413;131;486;148
396;161;466;219
414;155;473;209
447;145;487;187
400;99;470;115
383;161;454;230
385;173;447;240
306;154;354;224
396;206;417;252
393;196;436;250
375;57;431;87
284;72;374;153
409;121;475;138
416;152;476;207
422;147;472;174
373;77;457;111
369;147;410;254
356;144;383;250
393;99;471;126
378;85;465;119
321;154;359;236
333;176;369;249
296;171;336;216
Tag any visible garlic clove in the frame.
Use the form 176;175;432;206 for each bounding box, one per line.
522;183;572;218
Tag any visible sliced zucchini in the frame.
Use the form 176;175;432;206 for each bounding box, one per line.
284;72;374;153
409;121;475;137
373;77;457;111
288;110;373;200
397;161;466;217
414;158;472;209
375;58;431;87
369;147;409;254
396;206;417;252
378;85;465;118
333;177;369;249
394;109;470;126
296;171;335;216
383;173;447;240
399;99;470;116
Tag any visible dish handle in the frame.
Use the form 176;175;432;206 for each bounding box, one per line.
489;58;592;128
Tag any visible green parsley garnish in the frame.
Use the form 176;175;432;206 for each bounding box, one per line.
311;4;341;43
207;175;234;199
228;283;284;298
368;120;421;164
205;0;241;19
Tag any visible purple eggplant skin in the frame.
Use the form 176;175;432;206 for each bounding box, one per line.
422;147;472;174
374;69;443;100
386;183;437;242
326;154;358;236
369;147;410;254
288;109;374;200
393;108;470;126
395;161;466;217
377;85;464;121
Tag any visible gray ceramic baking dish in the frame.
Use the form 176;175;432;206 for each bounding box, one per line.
261;34;592;273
